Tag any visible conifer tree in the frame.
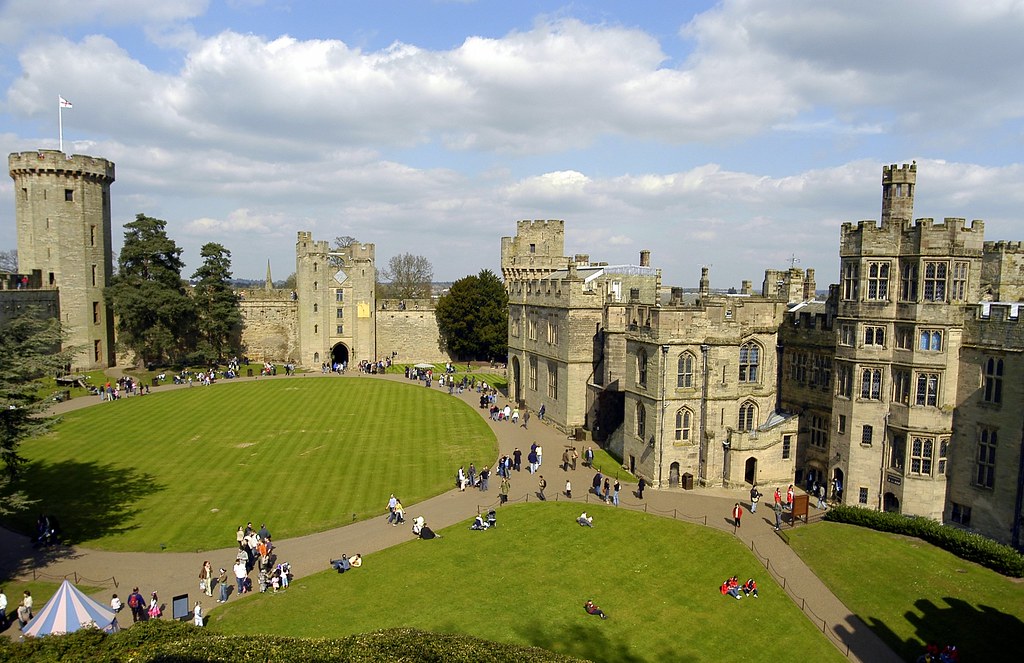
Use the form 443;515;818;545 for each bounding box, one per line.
192;242;241;362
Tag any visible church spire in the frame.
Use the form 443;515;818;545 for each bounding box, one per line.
265;259;273;290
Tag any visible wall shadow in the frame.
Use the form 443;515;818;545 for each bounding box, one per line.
0;460;163;578
511;618;691;663
853;595;1024;661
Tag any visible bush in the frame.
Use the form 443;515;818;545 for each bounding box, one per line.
823;504;1024;577
0;621;585;663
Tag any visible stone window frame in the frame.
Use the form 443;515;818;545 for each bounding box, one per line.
983;357;1003;404
950;502;971;526
676;352;694;388
860;367;883;401
836;362;853;399
809;414;828;448
841;261;859;301
528;356;538;391
865;261;890;301
918;329;942;352
895;325;914;350
975;427;997;489
675;407;693;441
863;325;885;348
951;261;969;301
909;437;934;476
899;260;919;302
738;341;761;383
892;368;911;405
637;347;649;388
861;424;873;447
839;324;855;347
915;372;939;407
636;402;646;439
738;400;757;433
547;361;558;401
859;487;869;505
922;261;948;302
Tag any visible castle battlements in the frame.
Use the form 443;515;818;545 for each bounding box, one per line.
9;150;115;182
840;216;985;256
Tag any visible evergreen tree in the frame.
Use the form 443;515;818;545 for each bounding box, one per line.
435;269;508;360
0;312;73;482
105;214;194;366
192;242;241;362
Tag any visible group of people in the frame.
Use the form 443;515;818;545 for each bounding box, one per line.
1;589;33;629
31;514;62;548
469;511;497;530
330;553;363;573
589;470;622;506
456;465;491;492
719;576;758;600
118;587;162;622
412;515;439;539
386;494;407;525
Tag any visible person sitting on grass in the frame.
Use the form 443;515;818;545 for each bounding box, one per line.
742;578;758;598
720;577;742;600
577;512;594;527
584;600;607;619
330;555;352;573
350;554;362;568
470;514;489;530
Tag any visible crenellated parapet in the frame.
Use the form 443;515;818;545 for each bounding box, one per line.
840;216;985;258
500;219;568;283
964;302;1024;348
9;150;115;184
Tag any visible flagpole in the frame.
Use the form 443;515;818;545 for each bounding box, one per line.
58;95;64;153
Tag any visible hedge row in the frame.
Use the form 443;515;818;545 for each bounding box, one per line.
823;504;1024;577
0;621;586;663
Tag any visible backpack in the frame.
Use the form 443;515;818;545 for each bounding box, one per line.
128;594;140;609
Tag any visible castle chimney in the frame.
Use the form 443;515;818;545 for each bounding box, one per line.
670;286;683;305
629;287;640;302
741;280;752;295
699;267;710;297
574;254;590;265
803;268;816;300
639;250;650;267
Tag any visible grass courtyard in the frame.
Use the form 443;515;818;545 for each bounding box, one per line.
214;501;845;663
788;522;1024;662
3;377;496;552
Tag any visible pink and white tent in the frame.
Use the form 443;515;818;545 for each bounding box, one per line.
22;579;119;637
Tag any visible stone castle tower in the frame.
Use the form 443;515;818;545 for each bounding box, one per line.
500;219;568;283
9;150;116;369
294;232;377;368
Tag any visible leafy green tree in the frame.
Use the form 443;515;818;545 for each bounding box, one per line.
105;214;195;366
0;312;73;484
192;243;242;362
378;253;433;300
435;269;508;360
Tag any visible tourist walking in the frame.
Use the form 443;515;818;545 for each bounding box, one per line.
637;476;646;499
127;588;145;623
750;484;761;513
538;475;547;501
612;480;620;506
500;476;510;504
200;560;213;596
732;502;742;529
773;500;784;531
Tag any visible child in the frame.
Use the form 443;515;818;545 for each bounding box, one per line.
148;592;161;619
110;593;122;613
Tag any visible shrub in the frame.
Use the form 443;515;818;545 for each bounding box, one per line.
823;504;1024;577
0;621;585;663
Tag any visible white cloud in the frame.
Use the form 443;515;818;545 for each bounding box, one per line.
0;0;208;46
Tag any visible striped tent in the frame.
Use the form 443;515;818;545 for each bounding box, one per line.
22;579;119;637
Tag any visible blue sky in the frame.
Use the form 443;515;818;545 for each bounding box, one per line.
3;0;1024;287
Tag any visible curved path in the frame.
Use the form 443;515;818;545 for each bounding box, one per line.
0;371;899;662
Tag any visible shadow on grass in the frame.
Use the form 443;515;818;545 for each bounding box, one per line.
858;596;1024;662
0;460;162;578
514;618;689;663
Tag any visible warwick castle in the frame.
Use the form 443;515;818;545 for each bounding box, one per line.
5;150;1024;552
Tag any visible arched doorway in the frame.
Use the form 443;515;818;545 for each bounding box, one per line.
511;356;521;404
883;492;901;513
744;457;757;485
831;467;845;503
669;462;680;487
331;343;349;368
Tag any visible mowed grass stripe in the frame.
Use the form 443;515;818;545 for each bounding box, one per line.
5;378;496;552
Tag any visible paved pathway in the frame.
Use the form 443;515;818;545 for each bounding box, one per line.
0;371;899;662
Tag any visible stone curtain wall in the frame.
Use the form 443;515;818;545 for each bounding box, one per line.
376;299;452;363
239;291;298;362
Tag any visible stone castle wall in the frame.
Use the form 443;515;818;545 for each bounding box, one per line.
376;299;452;363
238;290;298;362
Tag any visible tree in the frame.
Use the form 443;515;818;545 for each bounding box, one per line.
328;236;358;268
435;269;508;360
378;253;434;300
0;312;73;483
0;249;17;272
105;214;195;366
192;243;242;362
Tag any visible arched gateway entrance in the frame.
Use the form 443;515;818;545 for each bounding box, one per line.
331;343;350;368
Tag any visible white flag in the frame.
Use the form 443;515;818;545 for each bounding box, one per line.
59;96;73;108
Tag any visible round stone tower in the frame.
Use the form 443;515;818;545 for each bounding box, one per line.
9;150;116;369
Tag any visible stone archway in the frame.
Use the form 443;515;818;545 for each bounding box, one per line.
883;492;901;513
669;462;680;487
831;467;845;502
744;456;757;485
511;356;521;404
331;343;350;369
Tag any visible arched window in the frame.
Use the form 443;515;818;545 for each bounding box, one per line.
739;342;760;383
677;352;694;388
637;348;648;388
738;400;757;432
313;303;318;313
313;262;318;273
675;407;693;441
313;352;320;363
636;403;646;439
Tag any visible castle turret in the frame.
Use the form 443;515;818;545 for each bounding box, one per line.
881;162;916;226
10;150;115;369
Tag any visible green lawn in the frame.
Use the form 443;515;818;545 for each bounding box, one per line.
4;378;496;553
788;521;1024;662
214;502;844;663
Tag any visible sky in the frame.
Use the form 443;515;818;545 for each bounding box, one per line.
2;0;1024;288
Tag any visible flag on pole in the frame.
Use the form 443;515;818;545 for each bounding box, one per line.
59;96;73;108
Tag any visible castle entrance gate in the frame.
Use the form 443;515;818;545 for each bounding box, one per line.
331;343;350;368
744;457;757;485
